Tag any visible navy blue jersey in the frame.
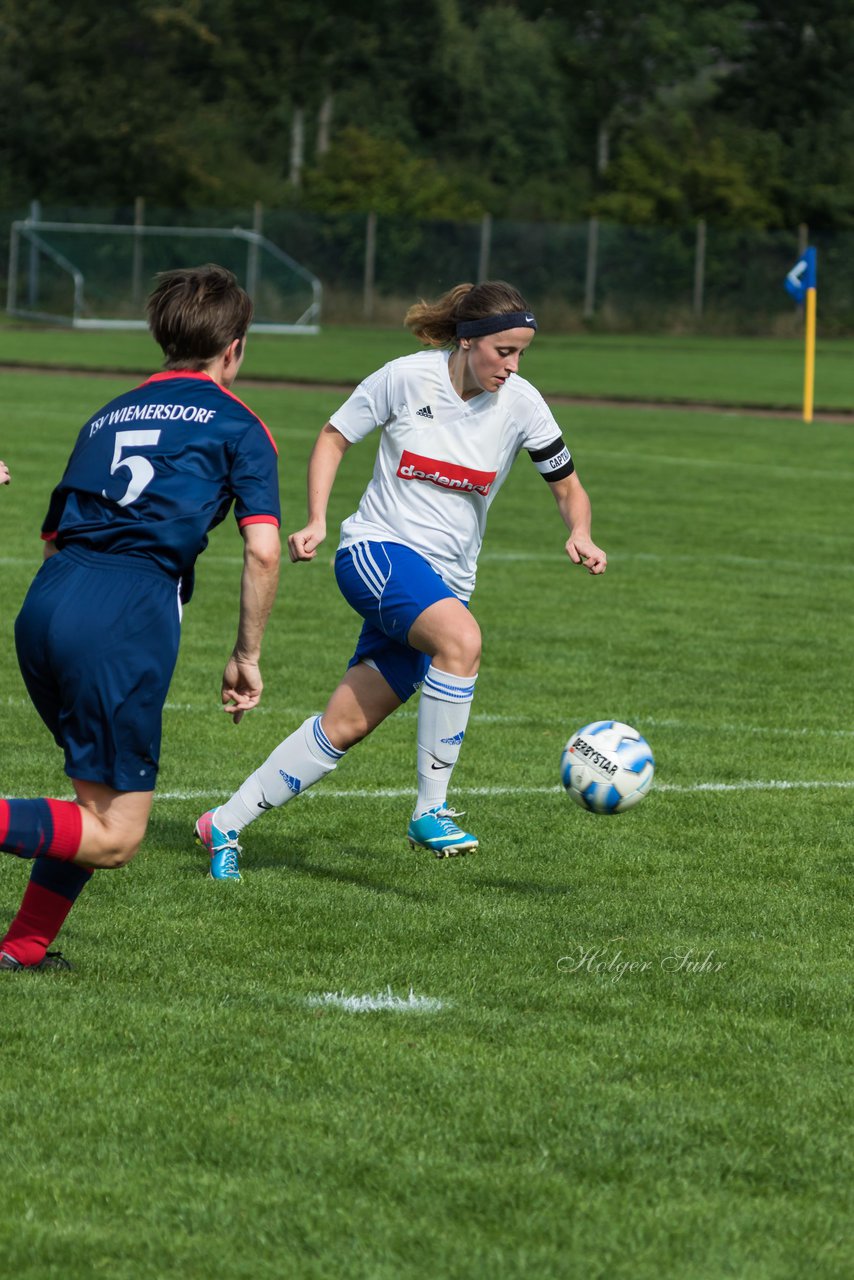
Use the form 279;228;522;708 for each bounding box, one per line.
42;371;280;598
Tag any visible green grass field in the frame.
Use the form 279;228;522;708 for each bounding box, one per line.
3;319;854;411
1;340;853;1278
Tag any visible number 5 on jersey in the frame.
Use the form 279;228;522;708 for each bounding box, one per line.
104;430;162;507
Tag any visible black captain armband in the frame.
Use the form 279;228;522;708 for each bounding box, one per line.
527;437;574;482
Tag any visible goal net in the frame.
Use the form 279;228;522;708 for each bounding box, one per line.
6;219;322;333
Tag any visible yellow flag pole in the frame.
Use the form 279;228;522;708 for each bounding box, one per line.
803;285;816;424
786;247;817;421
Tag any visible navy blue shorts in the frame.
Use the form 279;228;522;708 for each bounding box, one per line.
334;541;462;703
14;546;181;792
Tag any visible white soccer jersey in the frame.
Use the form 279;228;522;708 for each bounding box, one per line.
330;348;573;600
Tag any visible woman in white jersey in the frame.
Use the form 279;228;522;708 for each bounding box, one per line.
195;281;606;876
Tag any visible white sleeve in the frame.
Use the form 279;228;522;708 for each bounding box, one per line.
329;363;395;443
519;387;564;453
517;385;574;481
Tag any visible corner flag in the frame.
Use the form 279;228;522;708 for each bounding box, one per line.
784;247;817;422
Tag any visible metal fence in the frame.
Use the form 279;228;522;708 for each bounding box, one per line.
3;202;852;335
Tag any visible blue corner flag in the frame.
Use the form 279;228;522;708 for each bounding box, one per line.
784;246;818;423
785;246;817;303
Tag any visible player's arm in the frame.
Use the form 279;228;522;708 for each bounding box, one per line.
221;521;281;723
0;459;9;485
40;477;71;559
288;423;352;563
550;472;607;575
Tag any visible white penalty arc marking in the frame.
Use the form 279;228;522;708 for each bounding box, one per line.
152;779;854;802
305;987;446;1014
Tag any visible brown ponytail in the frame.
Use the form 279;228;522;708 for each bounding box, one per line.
404;280;530;348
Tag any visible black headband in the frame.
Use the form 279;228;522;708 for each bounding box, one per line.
455;310;538;338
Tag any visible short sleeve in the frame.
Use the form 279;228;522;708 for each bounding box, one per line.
329;364;395;443
231;422;281;527
518;388;564;453
41;484;68;540
40;426;88;539
516;383;574;482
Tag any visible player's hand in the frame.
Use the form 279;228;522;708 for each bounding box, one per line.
221;655;263;724
566;534;607;575
0;460;10;485
288;520;326;563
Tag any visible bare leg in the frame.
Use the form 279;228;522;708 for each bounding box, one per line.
0;782;152;966
70;781;153;868
320;661;403;750
209;662;402;843
407;597;482;675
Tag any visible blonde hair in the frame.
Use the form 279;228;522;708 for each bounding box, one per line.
404;280;531;348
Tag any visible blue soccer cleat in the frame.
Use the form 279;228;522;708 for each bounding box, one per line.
195;810;242;881
407;806;479;858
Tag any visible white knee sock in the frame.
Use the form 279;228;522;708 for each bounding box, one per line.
415;666;477;817
214;716;344;834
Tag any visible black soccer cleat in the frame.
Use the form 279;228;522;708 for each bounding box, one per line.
0;949;73;971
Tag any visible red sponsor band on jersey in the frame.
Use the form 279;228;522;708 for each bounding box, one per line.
396;450;497;497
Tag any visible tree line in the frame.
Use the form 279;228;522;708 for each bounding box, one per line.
2;0;853;230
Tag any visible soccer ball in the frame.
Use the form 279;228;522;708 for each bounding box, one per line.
560;720;654;814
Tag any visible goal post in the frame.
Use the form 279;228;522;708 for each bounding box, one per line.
7;219;322;333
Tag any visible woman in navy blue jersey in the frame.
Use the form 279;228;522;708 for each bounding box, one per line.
0;265;281;970
195;280;606;877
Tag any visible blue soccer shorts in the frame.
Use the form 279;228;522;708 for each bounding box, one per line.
334;541;464;703
14;546;181;792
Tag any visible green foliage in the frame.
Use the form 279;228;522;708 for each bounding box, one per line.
715;4;854;228
0;0;286;206
434;3;568;192
2;0;854;226
544;0;756;145
593;112;781;228
301;127;483;219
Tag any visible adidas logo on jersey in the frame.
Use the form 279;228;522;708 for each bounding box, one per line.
416;405;433;419
278;769;302;794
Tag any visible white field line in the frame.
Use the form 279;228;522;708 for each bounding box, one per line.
150;779;854;802
577;448;854;483
7;692;854;747
0;695;528;724
305;987;446;1013
479;549;854;575
5;695;854;739
0;555;250;568
5;549;854;575
162;705;525;725
641;717;854;740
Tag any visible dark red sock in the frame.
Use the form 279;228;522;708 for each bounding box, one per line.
0;798;83;860
1;859;93;966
